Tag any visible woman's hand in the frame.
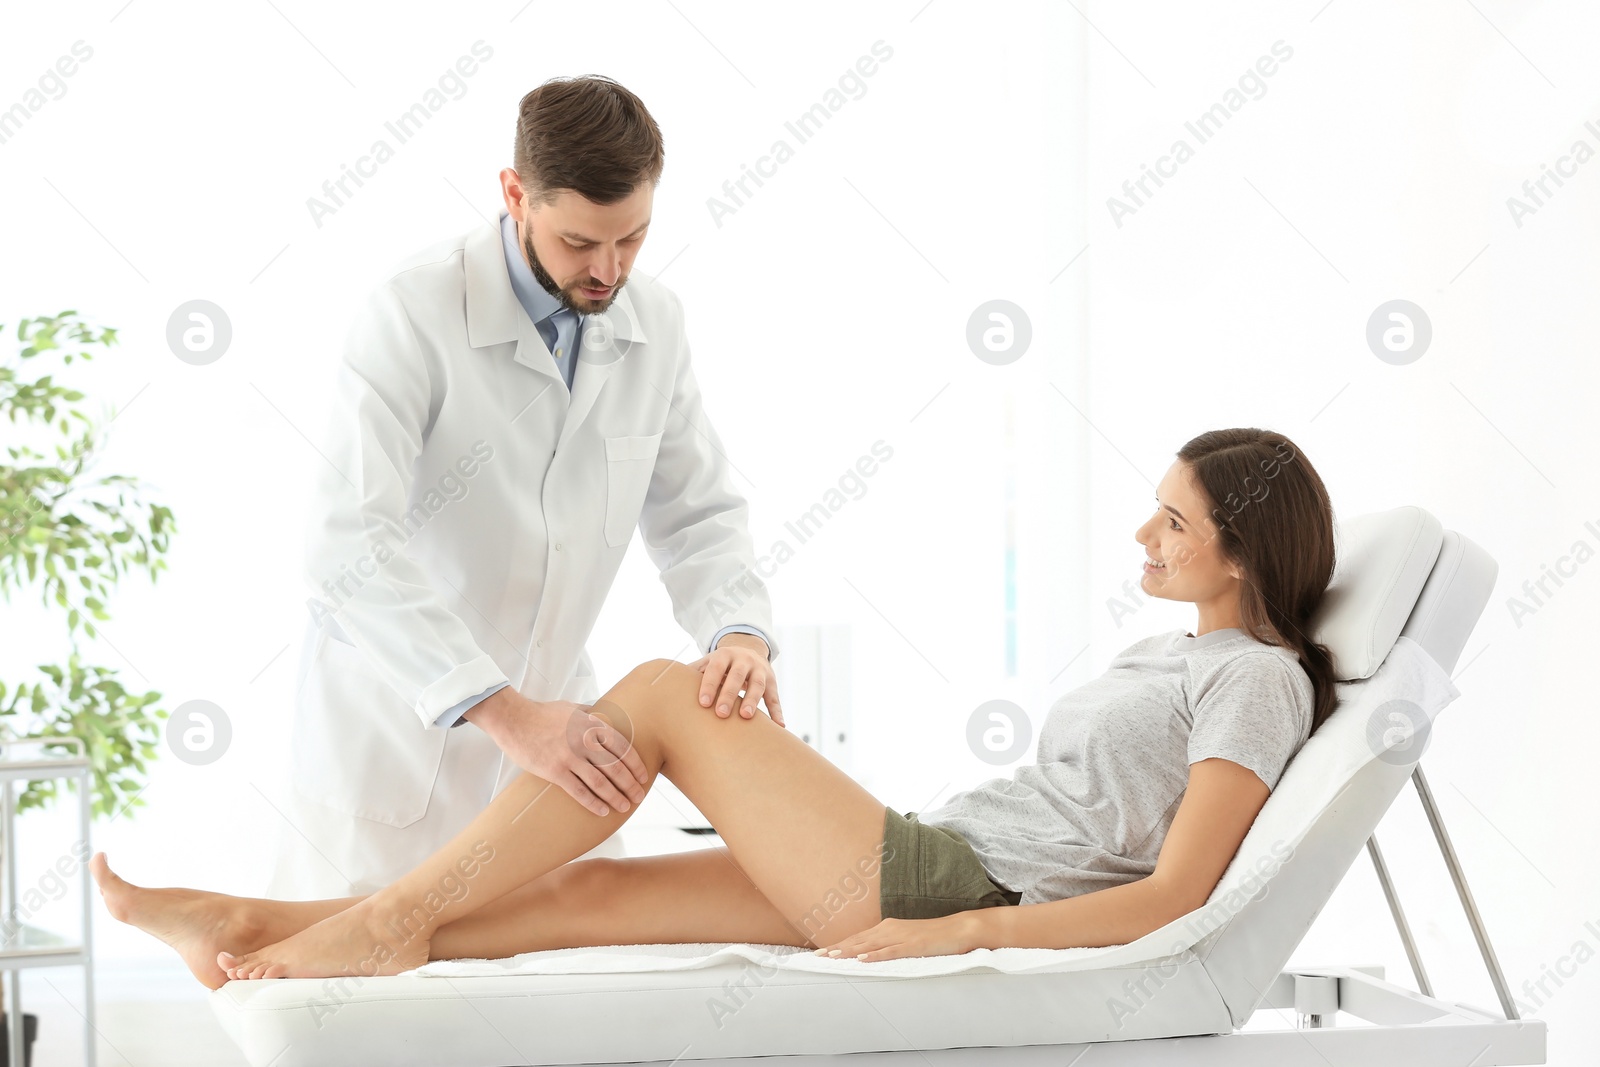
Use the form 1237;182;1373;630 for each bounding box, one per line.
812;913;983;963
689;633;785;727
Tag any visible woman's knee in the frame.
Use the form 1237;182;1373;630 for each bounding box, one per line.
625;658;694;688
590;660;696;760
608;658;696;714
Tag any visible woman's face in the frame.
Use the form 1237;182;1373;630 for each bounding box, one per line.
1135;460;1242;609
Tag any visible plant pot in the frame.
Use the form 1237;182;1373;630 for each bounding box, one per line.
0;1011;38;1067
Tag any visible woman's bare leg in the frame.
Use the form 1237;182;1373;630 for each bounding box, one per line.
429;849;811;957
219;659;891;980
93;847;805;989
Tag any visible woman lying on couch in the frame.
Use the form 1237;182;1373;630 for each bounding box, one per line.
92;426;1339;987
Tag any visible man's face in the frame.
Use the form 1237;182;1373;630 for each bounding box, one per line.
510;179;652;315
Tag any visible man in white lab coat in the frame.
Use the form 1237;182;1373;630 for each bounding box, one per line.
269;75;784;898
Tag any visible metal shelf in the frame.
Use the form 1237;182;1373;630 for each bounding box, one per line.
1;734;97;1067
0;758;90;783
0;920;88;968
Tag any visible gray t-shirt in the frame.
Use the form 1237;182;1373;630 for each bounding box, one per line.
917;627;1314;906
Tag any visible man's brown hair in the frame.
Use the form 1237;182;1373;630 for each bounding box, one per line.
513;75;665;206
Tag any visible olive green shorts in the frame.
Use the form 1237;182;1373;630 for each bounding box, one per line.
878;807;1022;920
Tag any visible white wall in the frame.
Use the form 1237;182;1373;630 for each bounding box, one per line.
0;0;1084;959
0;0;1595;1062
1081;1;1600;1060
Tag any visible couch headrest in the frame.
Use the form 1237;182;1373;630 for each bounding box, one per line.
1308;506;1444;681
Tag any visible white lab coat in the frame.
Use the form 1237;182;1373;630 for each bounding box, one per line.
267;218;774;897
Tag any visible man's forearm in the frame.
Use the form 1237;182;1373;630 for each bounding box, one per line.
437;681;511;728
967;875;1197;951
462;685;520;732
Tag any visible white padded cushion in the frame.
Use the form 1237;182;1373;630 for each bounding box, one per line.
1309;506;1444;681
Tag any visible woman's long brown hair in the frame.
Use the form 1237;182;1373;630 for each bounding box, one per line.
1176;428;1340;734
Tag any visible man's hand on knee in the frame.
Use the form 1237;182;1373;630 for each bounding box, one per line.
686;636;786;728
467;688;650;816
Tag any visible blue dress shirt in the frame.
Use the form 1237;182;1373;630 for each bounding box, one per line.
430;212;770;728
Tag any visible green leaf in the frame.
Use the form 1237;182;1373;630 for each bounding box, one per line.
1;311;177;821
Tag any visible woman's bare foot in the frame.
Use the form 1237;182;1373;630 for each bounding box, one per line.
90;853;275;990
218;896;430;981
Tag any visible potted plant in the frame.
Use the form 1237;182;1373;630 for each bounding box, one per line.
0;311;176;1062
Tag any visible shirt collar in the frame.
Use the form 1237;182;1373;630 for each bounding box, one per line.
499;209;569;327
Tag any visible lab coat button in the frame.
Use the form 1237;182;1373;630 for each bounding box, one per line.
554;542;563;551
536;639;543;648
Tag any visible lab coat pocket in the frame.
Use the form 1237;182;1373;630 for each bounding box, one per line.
290;630;449;829
603;432;663;547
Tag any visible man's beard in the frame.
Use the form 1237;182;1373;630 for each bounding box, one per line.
521;225;623;315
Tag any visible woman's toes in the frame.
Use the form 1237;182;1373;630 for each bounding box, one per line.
218;950;249;978
218;949;283;982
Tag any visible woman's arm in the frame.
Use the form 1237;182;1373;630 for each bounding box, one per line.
819;757;1270;961
979;756;1271;949
971;871;1196;951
